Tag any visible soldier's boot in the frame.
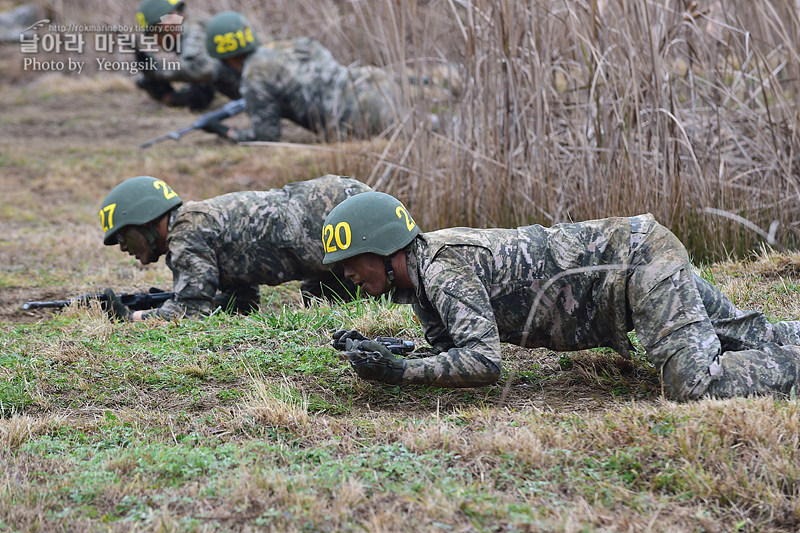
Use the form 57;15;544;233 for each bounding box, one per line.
704;344;800;399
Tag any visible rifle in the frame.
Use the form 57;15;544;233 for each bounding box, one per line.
332;332;415;355
22;288;174;311
139;98;246;148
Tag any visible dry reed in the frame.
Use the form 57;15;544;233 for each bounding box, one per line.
34;0;800;260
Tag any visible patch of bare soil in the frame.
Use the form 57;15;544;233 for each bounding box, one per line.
3;288;69;325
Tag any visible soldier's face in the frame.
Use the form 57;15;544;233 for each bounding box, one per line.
341;253;389;297
116;227;152;265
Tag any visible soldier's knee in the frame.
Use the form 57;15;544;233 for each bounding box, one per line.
645;321;720;400
475;359;502;385
659;348;717;401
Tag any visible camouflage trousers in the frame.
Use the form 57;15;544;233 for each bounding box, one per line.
629;226;800;400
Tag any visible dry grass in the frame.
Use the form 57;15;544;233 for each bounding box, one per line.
235;372;311;435
0;413;64;452
12;0;800;259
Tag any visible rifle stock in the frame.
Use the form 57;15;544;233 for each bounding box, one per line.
139;98;246;148
22;288;174;311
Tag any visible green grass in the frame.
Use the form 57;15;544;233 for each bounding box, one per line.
3;286;800;531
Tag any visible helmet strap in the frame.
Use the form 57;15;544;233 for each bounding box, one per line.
383;255;396;290
139;224;163;261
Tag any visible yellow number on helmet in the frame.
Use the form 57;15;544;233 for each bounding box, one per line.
214;32;240;54
323;222;352;253
395;206;416;232
100;203;116;232
334;222;351;250
323;224;335;253
153;180;178;200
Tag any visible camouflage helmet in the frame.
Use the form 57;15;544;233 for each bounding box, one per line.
136;0;185;28
322;191;420;265
205;11;258;60
100;176;182;245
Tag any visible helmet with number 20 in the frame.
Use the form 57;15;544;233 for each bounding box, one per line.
322;192;420;265
99;176;183;246
205;11;259;60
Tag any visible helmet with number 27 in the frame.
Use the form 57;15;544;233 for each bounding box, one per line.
322;191;420;265
205;11;259;60
99;176;183;245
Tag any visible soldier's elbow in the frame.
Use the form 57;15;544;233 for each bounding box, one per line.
484;366;503;384
467;359;502;386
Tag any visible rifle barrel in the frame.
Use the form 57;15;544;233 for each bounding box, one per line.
139;135;172;149
22;290;173;312
139;99;245;149
21;300;69;310
139;129;188;149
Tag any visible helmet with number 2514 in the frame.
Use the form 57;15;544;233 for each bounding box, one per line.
205;11;259;60
322;191;420;265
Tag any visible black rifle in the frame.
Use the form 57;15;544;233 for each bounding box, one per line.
332;333;415;355
139;98;246;148
22;288;174;311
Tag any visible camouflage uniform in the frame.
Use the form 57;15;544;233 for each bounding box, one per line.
151;175;371;319
392;214;800;399
144;17;242;107
230;37;400;143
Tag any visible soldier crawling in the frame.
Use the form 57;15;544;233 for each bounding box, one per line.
98;175;371;321
134;0;243;110
322;191;800;400
197;11;401;143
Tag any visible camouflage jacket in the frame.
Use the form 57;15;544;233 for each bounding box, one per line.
155;175;371;319
392;215;674;386
148;17;241;99
230;38;400;142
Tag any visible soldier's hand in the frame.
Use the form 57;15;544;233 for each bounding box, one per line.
135;76;173;101
332;329;368;351
201;118;230;139
135;49;156;73
101;289;132;322
344;339;406;385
